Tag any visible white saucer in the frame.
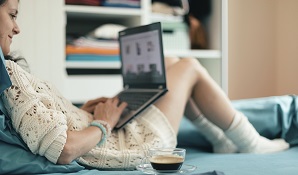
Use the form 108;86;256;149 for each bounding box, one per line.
136;163;197;174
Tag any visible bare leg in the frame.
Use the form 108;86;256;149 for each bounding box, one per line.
164;57;208;122
164;58;236;152
164;57;205;121
156;58;289;153
155;57;235;133
184;99;202;120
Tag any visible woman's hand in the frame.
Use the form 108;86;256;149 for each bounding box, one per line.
58;97;127;165
80;97;108;113
93;98;127;129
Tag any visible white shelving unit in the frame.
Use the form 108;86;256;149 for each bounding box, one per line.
13;0;227;105
63;4;148;104
164;50;221;60
66;61;121;69
63;0;227;104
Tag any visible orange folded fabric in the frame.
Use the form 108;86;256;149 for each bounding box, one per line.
66;45;119;55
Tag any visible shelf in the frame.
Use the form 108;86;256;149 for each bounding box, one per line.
164;50;221;59
66;61;121;69
65;50;220;70
61;0;227;101
65;5;142;18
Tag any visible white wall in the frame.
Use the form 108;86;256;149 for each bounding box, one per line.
228;0;298;100
276;0;298;95
11;0;66;90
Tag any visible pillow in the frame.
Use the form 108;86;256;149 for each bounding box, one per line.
177;117;212;150
177;95;298;148
0;48;85;174
0;47;12;94
232;95;298;146
0;113;85;174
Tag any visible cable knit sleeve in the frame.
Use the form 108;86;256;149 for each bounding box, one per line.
2;61;68;163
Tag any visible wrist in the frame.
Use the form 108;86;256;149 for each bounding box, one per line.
90;120;112;146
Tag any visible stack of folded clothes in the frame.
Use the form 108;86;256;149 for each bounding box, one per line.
65;0;102;6
66;37;119;62
66;24;126;62
102;0;141;8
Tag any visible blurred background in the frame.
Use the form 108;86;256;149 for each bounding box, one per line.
11;0;298;103
228;0;298;99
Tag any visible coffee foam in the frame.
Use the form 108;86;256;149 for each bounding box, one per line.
149;155;184;164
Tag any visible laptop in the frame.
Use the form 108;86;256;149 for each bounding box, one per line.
114;22;168;129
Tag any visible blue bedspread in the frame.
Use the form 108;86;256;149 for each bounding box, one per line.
1;95;298;175
45;147;298;175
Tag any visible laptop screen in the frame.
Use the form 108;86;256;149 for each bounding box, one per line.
119;22;166;89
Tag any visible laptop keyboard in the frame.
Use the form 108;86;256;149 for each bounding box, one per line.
117;91;158;110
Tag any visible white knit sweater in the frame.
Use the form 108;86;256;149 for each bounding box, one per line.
2;60;176;169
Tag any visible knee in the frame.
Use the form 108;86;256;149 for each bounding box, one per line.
180;57;208;74
178;57;210;81
165;56;180;69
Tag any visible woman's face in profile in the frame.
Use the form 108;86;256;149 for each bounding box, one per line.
0;0;20;55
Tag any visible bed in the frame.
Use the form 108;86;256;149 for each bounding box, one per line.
1;95;298;175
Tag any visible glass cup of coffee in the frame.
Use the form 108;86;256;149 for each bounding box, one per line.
142;148;186;171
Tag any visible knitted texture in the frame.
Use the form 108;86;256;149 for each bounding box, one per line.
2;60;176;169
78;105;177;170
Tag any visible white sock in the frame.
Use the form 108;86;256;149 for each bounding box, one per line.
192;115;237;153
225;112;290;153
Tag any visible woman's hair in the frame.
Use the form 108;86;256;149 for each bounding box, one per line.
0;0;7;6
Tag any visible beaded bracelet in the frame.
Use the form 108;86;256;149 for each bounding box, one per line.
90;120;112;146
95;120;112;136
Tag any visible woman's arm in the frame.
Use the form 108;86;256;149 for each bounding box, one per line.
57;127;102;164
58;98;127;164
4;61;127;164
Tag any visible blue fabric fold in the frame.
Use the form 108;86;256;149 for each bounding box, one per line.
0;114;29;150
0;112;85;174
194;171;225;175
0;47;12;117
0;47;12;95
232;95;298;146
178;95;298;148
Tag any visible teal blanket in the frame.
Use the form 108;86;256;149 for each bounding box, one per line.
1;95;298;174
232;95;298;146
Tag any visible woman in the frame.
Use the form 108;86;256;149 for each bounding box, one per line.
0;0;289;170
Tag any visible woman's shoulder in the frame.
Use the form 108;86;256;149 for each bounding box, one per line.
5;59;35;84
5;59;20;69
5;59;55;90
5;59;29;71
5;59;18;72
5;59;15;65
5;59;32;76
